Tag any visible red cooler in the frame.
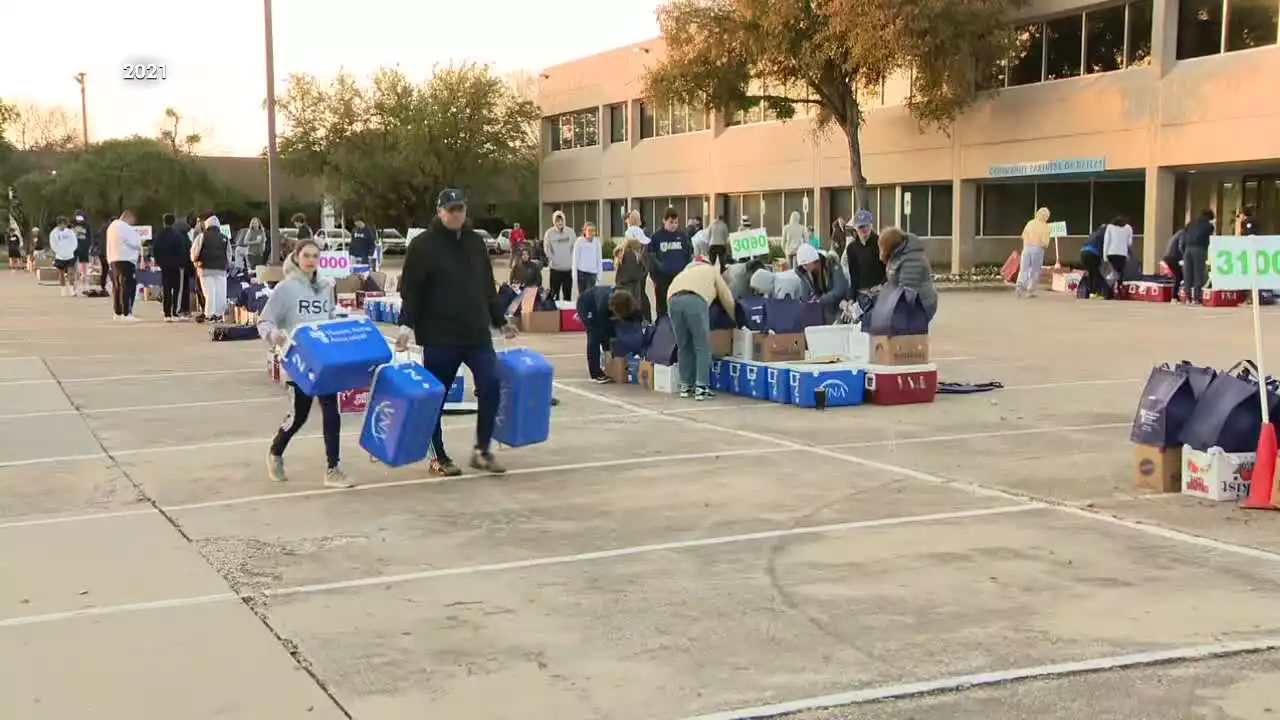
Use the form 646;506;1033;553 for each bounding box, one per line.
864;363;938;405
560;308;585;332
1132;281;1173;303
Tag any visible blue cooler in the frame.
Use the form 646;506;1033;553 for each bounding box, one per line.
626;356;641;385
359;362;446;467
493;348;555;447
767;366;793;405
446;373;466;403
711;359;730;391
284;317;393;396
726;360;743;395
789;365;866;408
741;362;769;400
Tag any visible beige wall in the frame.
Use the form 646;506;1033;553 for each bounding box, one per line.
538;1;1280;269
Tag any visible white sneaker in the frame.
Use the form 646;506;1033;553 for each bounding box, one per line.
323;466;355;488
122;315;140;323
112;314;122;322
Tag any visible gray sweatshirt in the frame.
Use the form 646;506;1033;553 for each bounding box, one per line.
543;226;577;272
257;257;337;343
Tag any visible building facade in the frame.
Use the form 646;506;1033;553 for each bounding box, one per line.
537;0;1280;270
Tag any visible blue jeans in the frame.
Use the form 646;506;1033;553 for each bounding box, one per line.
1017;245;1045;294
668;292;712;388
419;342;500;458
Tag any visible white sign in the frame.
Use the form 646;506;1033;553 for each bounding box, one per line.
1209;235;1280;291
802;194;810;214
903;192;913;217
132;225;153;241
1048;221;1068;238
729;228;770;261
317;250;352;278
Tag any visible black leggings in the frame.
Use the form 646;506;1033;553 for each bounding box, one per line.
161;265;182;317
109;261;137;316
708;245;730;270
271;383;341;468
549;269;573;301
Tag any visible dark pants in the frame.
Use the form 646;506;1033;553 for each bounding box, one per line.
1081;253;1104;295
160;265;182;317
549;269;573;301
1184;246;1208;303
1163;255;1183;300
653;275;673;317
420;342;500;459
709;245;730;269
271;382;340;468
586;328;609;379
96;255;108;290
109;261;137;316
181;265;202;314
1106;255;1127;299
577;271;597;294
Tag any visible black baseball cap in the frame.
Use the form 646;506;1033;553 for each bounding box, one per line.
437;189;467;209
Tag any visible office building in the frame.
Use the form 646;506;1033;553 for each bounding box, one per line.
537;0;1280;270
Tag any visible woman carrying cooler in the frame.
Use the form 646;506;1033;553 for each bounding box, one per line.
258;239;355;489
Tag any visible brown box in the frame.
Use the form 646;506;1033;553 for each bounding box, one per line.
870;334;930;365
515;310;561;333
256;265;284;283
1133;443;1182;493
637;360;655;390
753;332;806;362
334;275;364;293
36;267;59;284
605;355;628;384
709;329;733;358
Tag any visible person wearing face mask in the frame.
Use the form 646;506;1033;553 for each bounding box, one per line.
258;238;355;489
844;210;885;301
394;189;518;477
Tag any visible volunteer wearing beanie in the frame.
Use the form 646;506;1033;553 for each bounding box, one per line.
795;243;849;320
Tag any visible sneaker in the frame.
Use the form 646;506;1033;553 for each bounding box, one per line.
471;449;507;474
679;385;692;398
430;456;463;477
122;315;140;323
592;375;614;384
112;314;122;322
194;314;207;324
266;451;287;482
323;465;355;488
550;397;560;407
695;386;715;401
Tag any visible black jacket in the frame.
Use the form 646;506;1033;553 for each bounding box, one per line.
576;285;643;339
351;227;376;258
508;259;542;287
1183;218;1214;251
845;232;886;296
399;218;506;346
152;225;188;269
195;229;229;271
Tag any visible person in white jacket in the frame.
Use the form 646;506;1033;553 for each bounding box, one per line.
105;209;143;321
573;222;603;295
782;211;808;269
1102;215;1135;290
49;216;80;296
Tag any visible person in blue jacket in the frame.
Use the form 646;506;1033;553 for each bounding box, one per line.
1080;224;1105;297
349;216;377;268
576;284;642;383
645;206;693;317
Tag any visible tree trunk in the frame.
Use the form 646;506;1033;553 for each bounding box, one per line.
842;118;869;214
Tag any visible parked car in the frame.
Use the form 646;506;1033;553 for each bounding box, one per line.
315;228;352;251
481;229;511;255
378;229;407;253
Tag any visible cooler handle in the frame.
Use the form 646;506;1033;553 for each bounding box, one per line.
865;372;876;391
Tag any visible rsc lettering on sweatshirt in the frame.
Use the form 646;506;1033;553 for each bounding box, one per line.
120;56;169;86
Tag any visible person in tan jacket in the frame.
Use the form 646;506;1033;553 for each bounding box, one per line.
1017;207;1052;298
666;236;736;400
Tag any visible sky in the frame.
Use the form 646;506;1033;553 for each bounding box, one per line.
4;0;663;156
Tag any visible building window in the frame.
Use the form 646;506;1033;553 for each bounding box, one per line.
1227;0;1279;51
1045;15;1084;79
1178;0;1224;58
728;81;818;126
1008;23;1046;86
638;101;708;139
1036;182;1093;235
632;197;708;229
1127;0;1154;65
1086;5;1127;73
978;178;1145;237
548;108;598;151
608;104;627;144
545;201;599;234
981;183;1038;236
607;199;627;237
899;184;954;237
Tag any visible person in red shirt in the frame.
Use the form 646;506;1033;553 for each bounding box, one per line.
509;223;527;253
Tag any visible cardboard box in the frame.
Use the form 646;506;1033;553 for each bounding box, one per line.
753;333;805;362
710;329;733;358
516;310;561;333
334;275;364;294
336;292;357;310
1181;444;1255;501
605;356;629;384
637;360;655;390
870;334;930;365
355;290;384;309
652;363;677;393
256;265;284;284
338;387;370;414
36;267;59;284
1051;271;1084;294
1133;443;1182;493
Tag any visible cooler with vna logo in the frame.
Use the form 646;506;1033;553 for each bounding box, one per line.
283;316;393;396
359;362;447;467
788;363;867;408
493;348;555;447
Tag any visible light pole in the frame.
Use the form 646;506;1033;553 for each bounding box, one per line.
73;73;88;145
263;0;282;265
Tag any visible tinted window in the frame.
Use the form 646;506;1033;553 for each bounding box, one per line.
1086;5;1126;73
1177;0;1224;59
1008;23;1046;86
1127;0;1154;66
1226;0;1278;51
1045;15;1083;80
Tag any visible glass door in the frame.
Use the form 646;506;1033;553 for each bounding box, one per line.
1243;175;1280;235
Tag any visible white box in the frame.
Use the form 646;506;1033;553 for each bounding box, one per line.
1051;271;1084;294
652;363;677;393
1181;444;1256;502
804;325;869;362
732;328;755;361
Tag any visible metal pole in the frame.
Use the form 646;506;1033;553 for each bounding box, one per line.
264;0;282;265
75;73;89;145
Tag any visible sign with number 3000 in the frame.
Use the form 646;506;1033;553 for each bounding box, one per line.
1209;236;1280;291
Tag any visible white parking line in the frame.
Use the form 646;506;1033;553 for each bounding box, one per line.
1003;378;1141;391
825;422;1129;449
0;367;262;387
0;396;282;420
681;636;1280;720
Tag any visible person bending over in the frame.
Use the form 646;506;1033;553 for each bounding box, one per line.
259;239;355;489
576;285;642;383
666;237;735;400
395;189;517;476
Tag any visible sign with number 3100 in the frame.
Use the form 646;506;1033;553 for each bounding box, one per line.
1209;236;1280;291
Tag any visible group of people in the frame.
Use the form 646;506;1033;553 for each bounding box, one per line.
521;210;605;300
11;211;109;297
1159;207;1261;305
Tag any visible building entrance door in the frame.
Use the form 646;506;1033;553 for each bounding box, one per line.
1243;175;1280;234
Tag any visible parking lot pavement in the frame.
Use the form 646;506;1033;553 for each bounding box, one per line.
3;270;1280;720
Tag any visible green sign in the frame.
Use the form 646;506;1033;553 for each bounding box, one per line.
1048;221;1067;238
729;228;769;260
1209;235;1280;290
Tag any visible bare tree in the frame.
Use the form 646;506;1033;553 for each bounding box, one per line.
6;102;81;152
158;107;204;154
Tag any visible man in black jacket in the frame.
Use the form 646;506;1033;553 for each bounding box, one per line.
1182;209;1215;305
153;214;189;321
844;209;885;300
394;189;517;476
